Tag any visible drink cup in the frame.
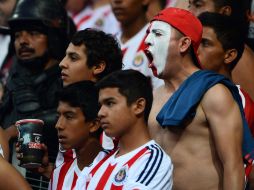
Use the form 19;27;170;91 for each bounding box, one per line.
16;119;44;169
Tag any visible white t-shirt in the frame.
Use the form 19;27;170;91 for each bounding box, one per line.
116;25;164;89
75;140;173;190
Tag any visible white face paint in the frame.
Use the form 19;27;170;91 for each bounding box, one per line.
145;21;172;77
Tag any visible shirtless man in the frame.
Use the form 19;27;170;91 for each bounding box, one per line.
145;7;245;189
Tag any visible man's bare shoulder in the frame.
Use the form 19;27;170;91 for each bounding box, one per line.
202;83;238;114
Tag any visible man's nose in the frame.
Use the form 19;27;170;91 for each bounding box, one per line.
145;34;152;46
59;56;67;69
17;31;30;44
55;117;64;130
98;106;106;118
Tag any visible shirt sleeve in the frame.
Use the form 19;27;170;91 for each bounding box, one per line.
125;145;173;190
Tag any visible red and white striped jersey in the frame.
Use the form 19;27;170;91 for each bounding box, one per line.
49;150;78;190
237;86;254;136
71;4;120;35
75;140;173;190
70;6;92;31
116;25;164;89
49;150;107;190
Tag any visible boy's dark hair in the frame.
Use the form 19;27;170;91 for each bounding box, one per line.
96;69;153;123
71;28;123;80
57;81;102;136
213;0;249;37
198;12;245;70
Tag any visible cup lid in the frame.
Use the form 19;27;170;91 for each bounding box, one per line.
15;119;44;126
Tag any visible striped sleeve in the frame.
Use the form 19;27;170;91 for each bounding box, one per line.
126;143;173;190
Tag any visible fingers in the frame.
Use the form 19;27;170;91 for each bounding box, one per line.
15;137;24;161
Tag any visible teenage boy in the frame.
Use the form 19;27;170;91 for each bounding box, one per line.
76;69;173;190
197;12;254;188
49;81;104;189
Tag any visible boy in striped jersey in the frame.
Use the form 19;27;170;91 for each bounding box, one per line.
76;69;173;190
49;81;104;190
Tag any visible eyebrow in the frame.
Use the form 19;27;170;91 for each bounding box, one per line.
99;97;115;104
66;51;80;57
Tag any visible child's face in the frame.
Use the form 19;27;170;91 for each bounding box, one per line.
55;101;91;151
59;43;94;87
98;87;135;138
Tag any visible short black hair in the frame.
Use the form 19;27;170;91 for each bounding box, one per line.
198;12;245;69
57;80;99;122
57;80;102;137
96;69;153;123
71;28;123;80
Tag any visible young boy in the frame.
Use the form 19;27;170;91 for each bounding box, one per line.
76;69;173;190
60;28;123;87
49;81;104;189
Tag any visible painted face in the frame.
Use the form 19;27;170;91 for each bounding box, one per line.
145;21;172;77
60;43;94;87
188;0;216;16
14;30;48;61
197;26;225;71
98;87;134;138
55;101;91;151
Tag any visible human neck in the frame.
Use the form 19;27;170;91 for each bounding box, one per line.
92;0;109;9
217;66;232;81
116;120;151;157
120;16;147;44
76;138;102;170
163;64;200;92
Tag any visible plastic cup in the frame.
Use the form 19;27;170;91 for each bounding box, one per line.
16;119;44;169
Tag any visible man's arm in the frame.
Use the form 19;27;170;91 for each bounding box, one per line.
0;155;32;190
202;83;245;190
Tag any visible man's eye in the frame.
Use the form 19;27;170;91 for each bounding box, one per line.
106;101;114;107
69;55;78;61
29;31;41;36
14;32;21;39
155;32;162;37
65;114;74;120
201;39;210;47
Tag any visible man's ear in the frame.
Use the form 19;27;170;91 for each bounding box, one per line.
133;97;146;116
89;118;101;133
93;61;106;76
179;36;192;53
224;49;237;65
219;6;232;16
